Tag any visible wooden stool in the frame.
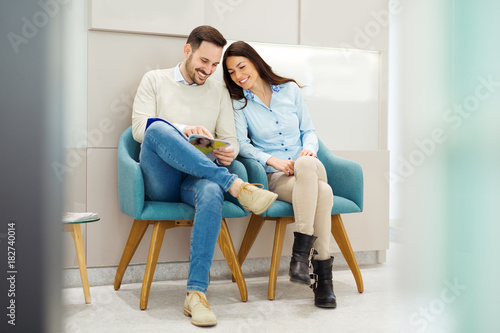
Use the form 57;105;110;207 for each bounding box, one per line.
63;217;100;304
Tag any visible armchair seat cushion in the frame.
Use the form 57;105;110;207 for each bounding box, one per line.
263;196;361;218
140;201;248;221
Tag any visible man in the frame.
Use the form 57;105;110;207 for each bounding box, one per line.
131;25;277;327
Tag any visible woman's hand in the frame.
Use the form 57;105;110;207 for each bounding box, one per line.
267;156;295;176
299;149;316;158
212;146;235;166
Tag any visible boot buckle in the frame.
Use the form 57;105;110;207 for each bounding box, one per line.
309;273;318;290
308;248;317;269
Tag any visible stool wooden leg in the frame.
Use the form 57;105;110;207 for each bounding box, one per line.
331;214;364;293
218;219;248;302
70;224;91;304
268;217;293;300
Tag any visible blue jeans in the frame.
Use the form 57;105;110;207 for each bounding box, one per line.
140;121;237;293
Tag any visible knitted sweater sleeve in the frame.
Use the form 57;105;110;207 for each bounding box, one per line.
215;87;240;157
132;71;156;143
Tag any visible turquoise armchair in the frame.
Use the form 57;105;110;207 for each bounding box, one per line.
114;127;249;309
236;139;364;300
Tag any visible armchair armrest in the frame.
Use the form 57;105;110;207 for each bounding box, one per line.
237;156;269;190
317;140;364;211
118;127;145;220
223;159;248;207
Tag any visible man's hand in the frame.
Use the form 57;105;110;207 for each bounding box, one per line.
212;146;235;166
299;149;316;158
266;156;295;176
183;125;214;138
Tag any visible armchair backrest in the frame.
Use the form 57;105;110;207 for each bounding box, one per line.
118;127;145;219
317;140;363;211
236;156;269;190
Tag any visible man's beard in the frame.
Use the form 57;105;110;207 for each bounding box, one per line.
185;55;209;85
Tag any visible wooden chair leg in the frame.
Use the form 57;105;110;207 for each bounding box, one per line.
114;219;149;291
331;214;364;293
140;222;167;310
268;217;294;300
231;214;266;282
218;219;248;302
70;224;91;304
237;214;266;266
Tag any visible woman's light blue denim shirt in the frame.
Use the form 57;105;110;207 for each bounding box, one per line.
233;82;318;173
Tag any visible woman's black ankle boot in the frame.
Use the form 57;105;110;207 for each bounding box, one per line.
289;232;317;285
311;256;337;308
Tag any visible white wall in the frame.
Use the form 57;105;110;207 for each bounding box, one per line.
300;0;389;149
63;0;389;268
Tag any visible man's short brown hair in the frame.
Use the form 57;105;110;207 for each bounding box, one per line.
186;25;226;52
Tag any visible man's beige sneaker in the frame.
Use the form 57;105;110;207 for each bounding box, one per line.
183;291;217;327
237;183;278;215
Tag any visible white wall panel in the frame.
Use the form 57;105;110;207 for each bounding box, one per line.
86;148;122;266
204;0;299;44
89;0;203;36
63;0;88;148
300;0;389;150
90;0;299;44
87;31;186;148
331;150;390;253
300;0;389;51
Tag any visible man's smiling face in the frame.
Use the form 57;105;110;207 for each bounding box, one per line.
183;41;223;85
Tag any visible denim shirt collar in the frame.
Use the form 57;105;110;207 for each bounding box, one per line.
244;84;281;100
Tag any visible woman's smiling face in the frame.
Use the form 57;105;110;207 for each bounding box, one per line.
225;56;260;90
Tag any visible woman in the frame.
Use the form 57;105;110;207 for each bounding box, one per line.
223;41;336;308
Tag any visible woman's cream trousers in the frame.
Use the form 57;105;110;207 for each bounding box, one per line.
267;156;333;260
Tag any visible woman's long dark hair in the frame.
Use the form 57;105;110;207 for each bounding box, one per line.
222;41;300;109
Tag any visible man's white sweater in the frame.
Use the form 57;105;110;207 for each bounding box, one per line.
132;68;239;156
